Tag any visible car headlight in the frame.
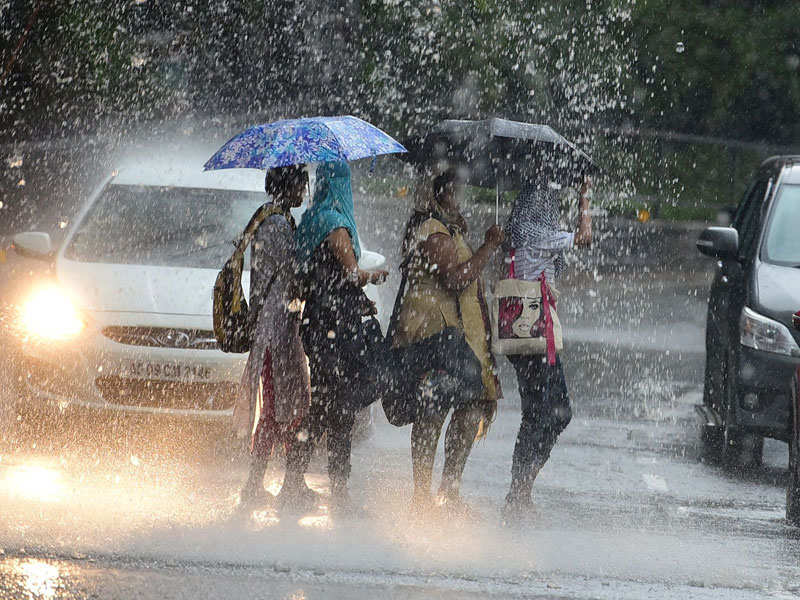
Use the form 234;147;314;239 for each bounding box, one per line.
740;306;800;356
21;285;85;340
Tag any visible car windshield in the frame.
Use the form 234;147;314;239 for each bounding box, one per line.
64;183;265;268
763;183;800;266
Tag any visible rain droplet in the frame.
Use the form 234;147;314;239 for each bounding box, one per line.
675;41;685;54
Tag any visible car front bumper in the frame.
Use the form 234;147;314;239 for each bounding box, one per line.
733;345;799;441
15;320;246;420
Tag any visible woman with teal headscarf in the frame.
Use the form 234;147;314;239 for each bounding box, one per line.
288;161;388;515
296;161;362;264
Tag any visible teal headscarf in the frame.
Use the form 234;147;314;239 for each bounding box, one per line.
295;161;362;263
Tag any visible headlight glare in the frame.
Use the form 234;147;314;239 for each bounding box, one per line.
21;286;85;340
740;306;800;356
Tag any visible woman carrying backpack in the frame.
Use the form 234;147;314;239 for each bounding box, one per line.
501;174;592;517
235;164;315;509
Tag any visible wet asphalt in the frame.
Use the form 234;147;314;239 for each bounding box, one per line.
1;199;799;598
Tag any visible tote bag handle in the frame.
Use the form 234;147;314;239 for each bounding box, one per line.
540;272;557;366
507;248;516;279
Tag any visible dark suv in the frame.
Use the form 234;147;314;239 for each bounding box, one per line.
697;156;800;469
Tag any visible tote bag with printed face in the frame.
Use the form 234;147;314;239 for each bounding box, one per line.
490;252;563;360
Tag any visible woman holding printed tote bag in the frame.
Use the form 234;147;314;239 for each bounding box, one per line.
494;174;593;518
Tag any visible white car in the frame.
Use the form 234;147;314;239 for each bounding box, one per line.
10;151;385;421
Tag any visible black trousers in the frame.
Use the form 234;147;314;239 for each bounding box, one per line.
507;354;572;487
289;321;374;489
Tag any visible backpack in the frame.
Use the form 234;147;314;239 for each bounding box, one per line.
213;204;284;353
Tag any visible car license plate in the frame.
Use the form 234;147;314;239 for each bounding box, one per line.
126;361;212;380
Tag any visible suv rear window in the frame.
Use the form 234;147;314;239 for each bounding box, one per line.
762;183;800;266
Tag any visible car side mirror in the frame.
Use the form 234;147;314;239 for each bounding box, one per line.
13;231;54;260
696;227;738;261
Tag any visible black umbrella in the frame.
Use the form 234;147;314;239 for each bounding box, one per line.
404;118;598;221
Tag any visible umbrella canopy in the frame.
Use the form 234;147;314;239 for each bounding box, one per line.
204;115;407;171
405;117;596;190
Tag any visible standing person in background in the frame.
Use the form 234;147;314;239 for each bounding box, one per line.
290;161;389;515
235;165;314;509
502;174;593;517
392;168;504;514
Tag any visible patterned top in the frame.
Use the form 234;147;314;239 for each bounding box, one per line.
505;182;573;282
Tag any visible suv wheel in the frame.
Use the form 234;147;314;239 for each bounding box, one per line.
700;426;723;463
787;432;800;525
721;352;764;471
700;350;725;462
723;427;764;471
787;371;800;525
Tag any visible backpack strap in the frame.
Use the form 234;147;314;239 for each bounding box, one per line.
539;272;557;366
238;203;285;254
230;204;285;314
384;252;412;348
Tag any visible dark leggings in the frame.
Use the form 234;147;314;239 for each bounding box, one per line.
507;354;572;493
287;331;371;490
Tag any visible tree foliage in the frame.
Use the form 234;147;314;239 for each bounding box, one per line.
1;0;798;207
629;0;800;144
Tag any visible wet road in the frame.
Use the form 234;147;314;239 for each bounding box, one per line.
1;212;799;598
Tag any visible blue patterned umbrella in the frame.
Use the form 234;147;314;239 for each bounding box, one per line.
204;115;407;171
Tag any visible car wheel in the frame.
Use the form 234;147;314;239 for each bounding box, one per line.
700;350;725;462
700;425;723;463
702;343;723;412
6;364;63;448
725;429;763;470
8;368;30;419
721;351;763;471
788;437;800;526
0;386;16;445
2;369;37;448
788;375;800;526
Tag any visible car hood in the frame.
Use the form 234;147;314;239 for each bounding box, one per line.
57;259;250;316
754;261;800;329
